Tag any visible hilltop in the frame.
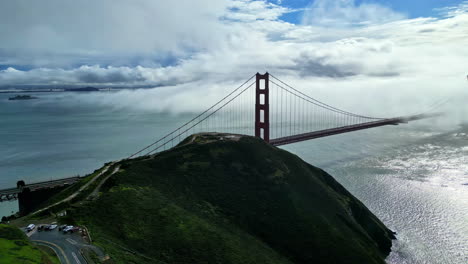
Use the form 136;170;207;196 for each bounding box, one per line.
54;133;394;264
10;133;395;263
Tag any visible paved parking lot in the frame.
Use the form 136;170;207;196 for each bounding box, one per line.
25;225;103;264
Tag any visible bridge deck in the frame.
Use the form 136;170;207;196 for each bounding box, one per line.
0;177;81;196
270;114;430;146
0;188;19;196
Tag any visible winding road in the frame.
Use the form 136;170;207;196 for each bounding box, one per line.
28;228;87;264
23;163;120;263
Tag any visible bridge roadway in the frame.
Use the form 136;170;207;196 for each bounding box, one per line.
270;114;435;146
0;177;80;200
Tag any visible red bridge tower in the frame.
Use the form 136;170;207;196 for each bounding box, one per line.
255;72;270;143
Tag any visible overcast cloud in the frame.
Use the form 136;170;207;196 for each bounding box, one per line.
1;0;467;119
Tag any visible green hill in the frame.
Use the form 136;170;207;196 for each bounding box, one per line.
69;133;395;264
0;224;59;264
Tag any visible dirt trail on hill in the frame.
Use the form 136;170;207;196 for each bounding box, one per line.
31;163;116;216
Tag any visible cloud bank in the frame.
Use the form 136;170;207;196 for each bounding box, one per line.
1;0;468;120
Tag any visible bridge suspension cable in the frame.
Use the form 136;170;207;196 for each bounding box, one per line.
269;74;385;120
128;72;437;158
128;74;257;158
145;81;256;155
266;75;393;140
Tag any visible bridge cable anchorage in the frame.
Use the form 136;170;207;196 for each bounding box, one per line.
128;74;256;158
269;74;386;120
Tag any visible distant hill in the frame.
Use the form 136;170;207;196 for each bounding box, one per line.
8;95;38;100
66;134;395;264
66;86;99;92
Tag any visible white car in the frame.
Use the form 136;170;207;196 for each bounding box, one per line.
47;224;58;230
62;225;74;233
26;224;35;232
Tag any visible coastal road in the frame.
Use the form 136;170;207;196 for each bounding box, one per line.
29;227;89;264
32;239;71;264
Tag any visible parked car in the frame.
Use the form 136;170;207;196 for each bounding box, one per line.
46;224;57;231
63;225;74;233
58;224;67;231
38;225;44;232
26;224;35;232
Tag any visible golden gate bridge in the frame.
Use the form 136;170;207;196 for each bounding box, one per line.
1;72;440;201
129;72;438;157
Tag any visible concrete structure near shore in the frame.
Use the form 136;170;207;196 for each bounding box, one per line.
0;177;80;215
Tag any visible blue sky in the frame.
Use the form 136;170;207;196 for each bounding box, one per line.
276;0;465;24
367;0;463;17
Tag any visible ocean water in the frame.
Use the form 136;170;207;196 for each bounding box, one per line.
284;127;468;264
1;92;467;263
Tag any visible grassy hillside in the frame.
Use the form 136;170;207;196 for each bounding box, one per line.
0;224;59;264
69;134;394;264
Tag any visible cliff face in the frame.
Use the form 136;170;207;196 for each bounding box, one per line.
75;134;395;264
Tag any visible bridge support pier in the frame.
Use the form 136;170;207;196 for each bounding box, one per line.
17;185;68;216
255;72;270;143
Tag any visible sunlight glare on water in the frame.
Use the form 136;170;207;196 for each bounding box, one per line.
284;126;468;264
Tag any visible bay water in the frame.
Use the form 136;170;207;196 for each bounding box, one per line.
0;91;466;263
